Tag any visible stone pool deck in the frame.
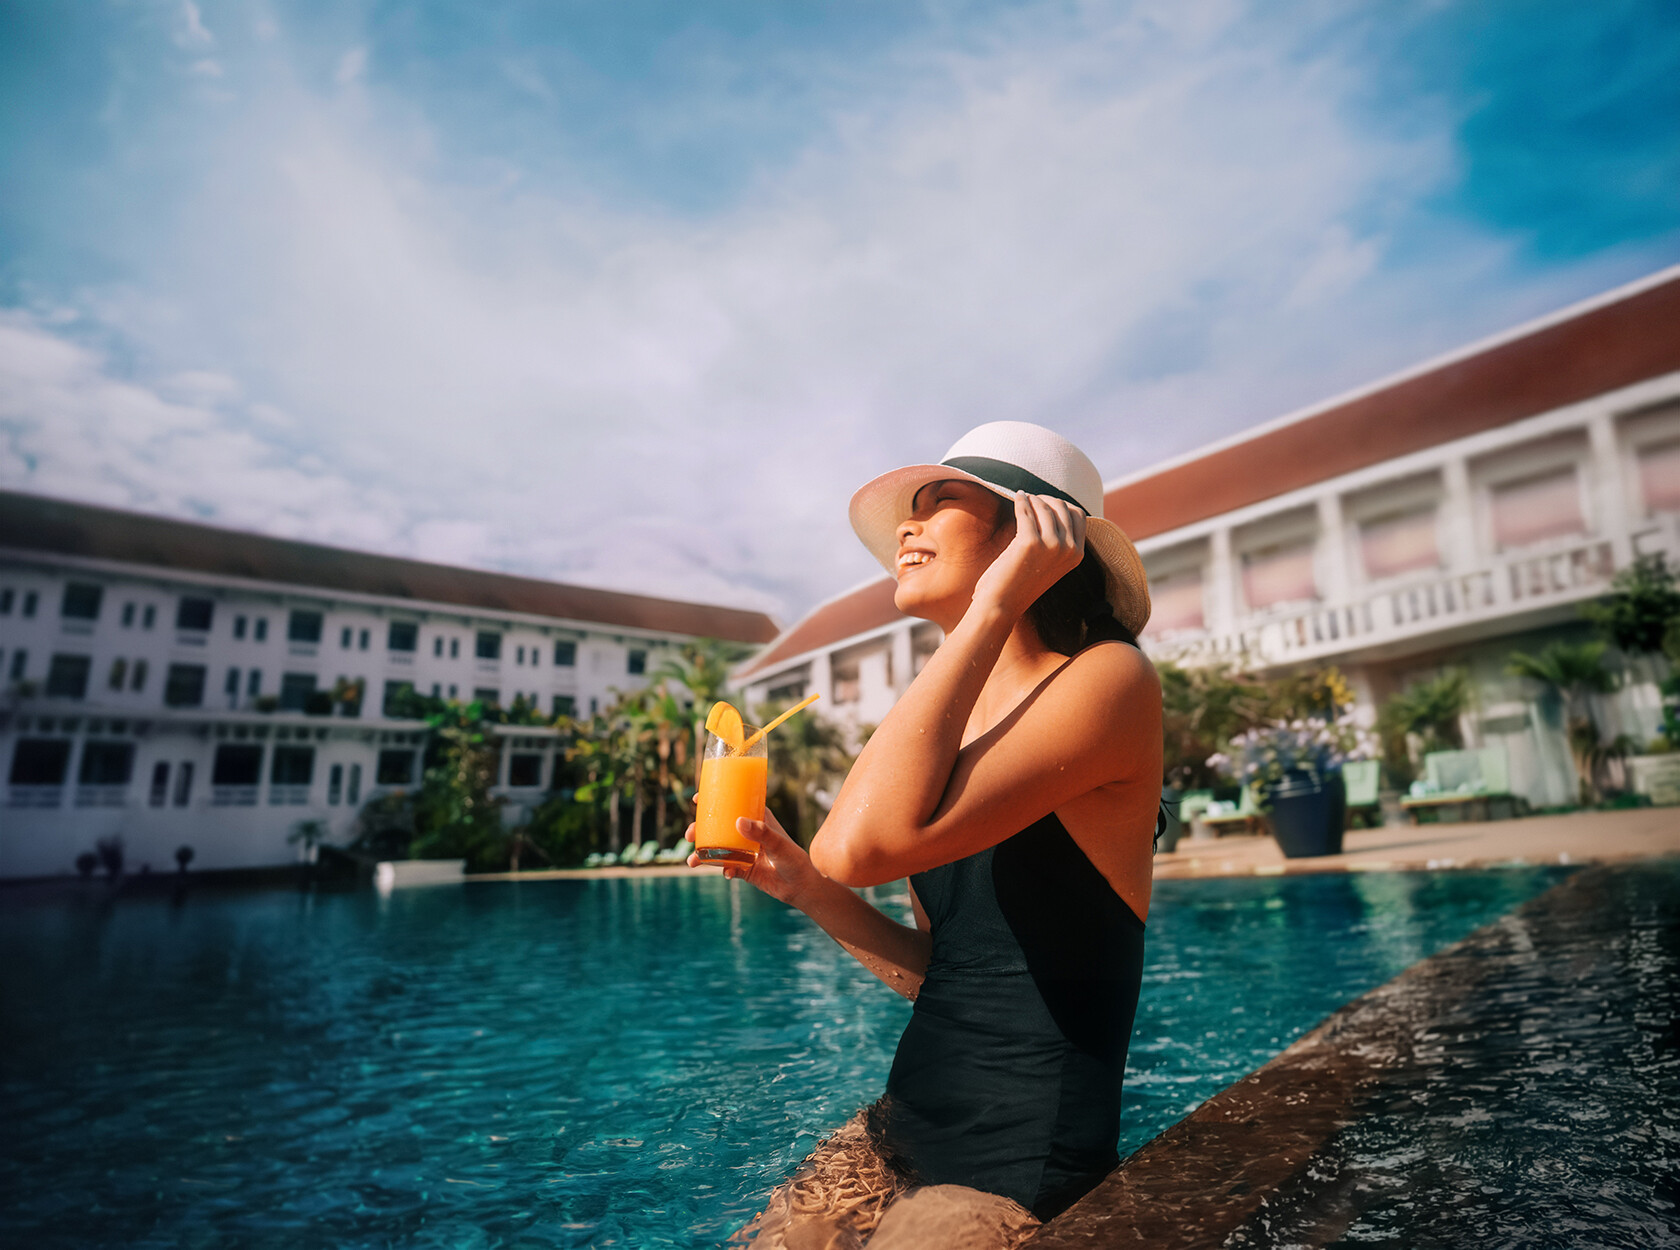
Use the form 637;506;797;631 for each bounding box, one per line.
1026;858;1680;1247
1153;804;1680;879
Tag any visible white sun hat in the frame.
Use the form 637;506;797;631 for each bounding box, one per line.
848;420;1151;637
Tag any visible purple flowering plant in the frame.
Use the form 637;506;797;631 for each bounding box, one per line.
1206;714;1379;805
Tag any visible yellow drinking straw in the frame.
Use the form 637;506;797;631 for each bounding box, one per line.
736;693;820;755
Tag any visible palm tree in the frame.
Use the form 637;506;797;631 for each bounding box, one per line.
1507;640;1618;803
754;702;856;847
1377;669;1471;784
654;638;754;783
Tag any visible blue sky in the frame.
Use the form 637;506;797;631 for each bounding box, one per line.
2;0;1677;621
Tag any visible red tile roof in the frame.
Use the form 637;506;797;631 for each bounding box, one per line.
737;576;902;678
1103;268;1680;540
0;491;781;645
743;267;1680;673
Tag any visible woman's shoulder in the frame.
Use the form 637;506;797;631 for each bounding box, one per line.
1059;638;1160;693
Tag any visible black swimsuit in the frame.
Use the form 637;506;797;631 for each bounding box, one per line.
874;812;1146;1221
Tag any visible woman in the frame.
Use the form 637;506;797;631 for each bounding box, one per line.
695;422;1161;1250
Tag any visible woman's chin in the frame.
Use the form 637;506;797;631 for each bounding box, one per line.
893;578;951;622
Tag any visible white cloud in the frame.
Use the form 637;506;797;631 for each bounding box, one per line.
174;1;214;50
11;0;1667;620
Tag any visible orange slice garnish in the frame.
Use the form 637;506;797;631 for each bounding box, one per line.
705;700;745;752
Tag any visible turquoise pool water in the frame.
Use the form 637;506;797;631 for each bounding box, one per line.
0;866;1567;1247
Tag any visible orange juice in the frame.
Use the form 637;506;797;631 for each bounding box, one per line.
695;755;767;867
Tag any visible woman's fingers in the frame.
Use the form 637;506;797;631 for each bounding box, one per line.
683;821;697;844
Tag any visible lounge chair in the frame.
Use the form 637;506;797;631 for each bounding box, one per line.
1400;746;1523;823
1341;760;1381;828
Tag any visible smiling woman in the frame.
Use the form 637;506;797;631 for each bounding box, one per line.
693;423;1161;1249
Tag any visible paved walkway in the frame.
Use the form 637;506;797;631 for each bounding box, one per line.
476;806;1679;884
1154;805;1680;879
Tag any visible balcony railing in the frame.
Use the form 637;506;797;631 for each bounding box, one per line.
74;785;128;808
1149;526;1674;670
7;786;64;809
211;785;259;807
268;784;311;806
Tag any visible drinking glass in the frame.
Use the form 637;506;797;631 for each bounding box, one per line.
693;727;767;867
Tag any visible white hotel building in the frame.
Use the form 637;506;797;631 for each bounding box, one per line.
738;268;1680;808
0;500;777;881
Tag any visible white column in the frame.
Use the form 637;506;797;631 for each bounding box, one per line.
1587;412;1634;566
811;650;834;706
890;626;914;700
1206;527;1236;638
1315;491;1350;607
1438;458;1477;573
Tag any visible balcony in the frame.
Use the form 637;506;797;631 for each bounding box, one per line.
268;785;311;806
1150;520;1677;671
74;785;128;808
211;785;259;807
6;786;64;809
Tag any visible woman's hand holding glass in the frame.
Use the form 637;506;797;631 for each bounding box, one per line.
686;806;822;909
971;490;1087;618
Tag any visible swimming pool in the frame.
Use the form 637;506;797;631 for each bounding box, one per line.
0;866;1566;1248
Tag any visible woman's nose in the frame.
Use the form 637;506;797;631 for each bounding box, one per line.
896;517;921;545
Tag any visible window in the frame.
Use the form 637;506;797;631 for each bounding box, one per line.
9;739;71;786
430;683;442;697
233;614;247;639
254;617;268;642
516;645;526;665
376;749;416;786
508;753;543;788
358;628;370;650
279;673;317;711
247;669;261;696
627;649;647;675
1241;541;1318;611
328;763;344;805
61;582;103;621
347;762;362;806
23;590;38;618
1637;438;1680;515
474;687;500;707
46;654;92;699
142;604;155;629
150;761;170;807
552;694;576;717
270;746;315;787
341;626;353;648
78;741;135;787
131;658;148;691
176;596;214;632
122;602;136;627
449;638;460;659
288;610;323;644
108;658;129;690
0;588;12;613
164;664;207;707
225;667;242;697
10;649;28;681
382;680;416;717
530;648;540;667
433;636;444;657
1144;568;1205;636
476;631;502;661
212;744;263;786
389;621;419;652
1359;508;1440;580
447;684;458;699
173;760;194;806
1489;468;1584;551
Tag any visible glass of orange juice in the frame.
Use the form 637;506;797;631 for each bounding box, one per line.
694;727;767;867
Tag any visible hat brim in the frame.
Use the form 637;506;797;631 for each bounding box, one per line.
848;464;1152;638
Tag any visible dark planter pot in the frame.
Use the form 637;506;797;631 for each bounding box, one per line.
1266;769;1347;859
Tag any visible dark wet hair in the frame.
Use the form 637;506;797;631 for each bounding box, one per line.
1026;547;1139;656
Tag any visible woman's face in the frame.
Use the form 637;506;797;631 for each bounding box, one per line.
892;478;1013;622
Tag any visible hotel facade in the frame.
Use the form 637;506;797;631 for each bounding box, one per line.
0;497;778;880
738;268;1680;808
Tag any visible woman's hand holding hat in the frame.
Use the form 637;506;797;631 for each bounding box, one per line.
971;490;1087;621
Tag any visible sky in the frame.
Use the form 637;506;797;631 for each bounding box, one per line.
1;0;1677;625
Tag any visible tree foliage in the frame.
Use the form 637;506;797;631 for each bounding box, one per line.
1580;554;1680;655
1159;662;1354;789
1376;669;1471;784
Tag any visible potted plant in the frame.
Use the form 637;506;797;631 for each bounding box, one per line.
1208;716;1379;858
